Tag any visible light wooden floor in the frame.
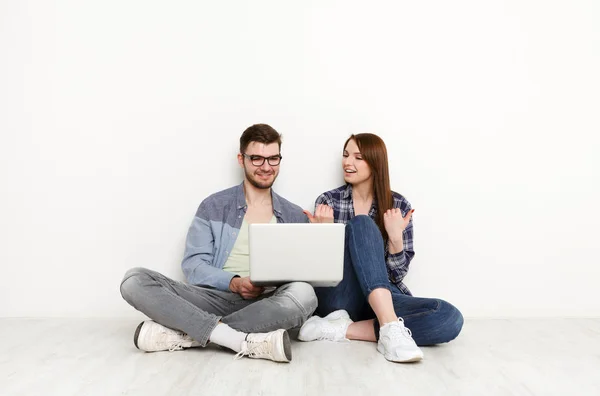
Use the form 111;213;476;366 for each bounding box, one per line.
1;318;599;396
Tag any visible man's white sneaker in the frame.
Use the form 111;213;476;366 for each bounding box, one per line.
298;309;353;342
134;320;201;352
234;329;292;362
377;318;423;363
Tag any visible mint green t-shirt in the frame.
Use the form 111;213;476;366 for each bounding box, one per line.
223;215;277;277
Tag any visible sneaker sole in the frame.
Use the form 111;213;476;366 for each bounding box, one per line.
135;321;169;353
377;343;423;363
133;321;145;350
282;330;292;362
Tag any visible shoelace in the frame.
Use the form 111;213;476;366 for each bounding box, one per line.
388;318;413;339
233;340;271;360
159;329;187;352
168;341;185;352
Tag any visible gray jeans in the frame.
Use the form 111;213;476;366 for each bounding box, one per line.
120;267;318;346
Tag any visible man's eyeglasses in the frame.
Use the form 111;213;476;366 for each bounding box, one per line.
242;154;283;167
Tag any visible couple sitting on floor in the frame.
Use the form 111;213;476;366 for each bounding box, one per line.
120;123;463;364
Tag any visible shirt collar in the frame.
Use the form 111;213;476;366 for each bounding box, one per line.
235;182;283;216
271;191;283;216
341;183;353;200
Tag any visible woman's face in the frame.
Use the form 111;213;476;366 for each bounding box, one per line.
343;139;372;186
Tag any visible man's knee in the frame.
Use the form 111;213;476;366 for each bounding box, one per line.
120;267;153;303
279;282;318;319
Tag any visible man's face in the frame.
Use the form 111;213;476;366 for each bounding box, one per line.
238;142;281;189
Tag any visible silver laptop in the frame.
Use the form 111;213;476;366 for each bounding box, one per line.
249;223;345;287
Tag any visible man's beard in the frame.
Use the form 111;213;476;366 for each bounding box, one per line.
244;167;277;189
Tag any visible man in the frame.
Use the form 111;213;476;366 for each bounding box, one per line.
120;124;317;363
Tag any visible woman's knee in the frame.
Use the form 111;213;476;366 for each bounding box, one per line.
348;215;377;230
445;301;464;341
432;299;464;344
346;215;383;245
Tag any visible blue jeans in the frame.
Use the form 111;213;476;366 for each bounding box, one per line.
314;215;463;346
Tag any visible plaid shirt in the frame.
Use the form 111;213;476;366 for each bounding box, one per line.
314;184;415;295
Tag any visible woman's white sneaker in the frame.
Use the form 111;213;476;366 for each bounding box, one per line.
298;310;353;342
377;318;423;362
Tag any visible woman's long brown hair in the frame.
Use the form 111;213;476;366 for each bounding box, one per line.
344;133;394;241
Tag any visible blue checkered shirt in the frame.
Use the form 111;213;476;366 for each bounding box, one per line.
315;184;415;295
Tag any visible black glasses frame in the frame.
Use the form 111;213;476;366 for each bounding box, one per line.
242;153;283;166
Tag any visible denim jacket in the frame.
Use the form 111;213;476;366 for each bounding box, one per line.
181;183;308;291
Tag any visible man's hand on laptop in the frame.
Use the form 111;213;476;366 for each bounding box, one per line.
229;277;265;299
303;204;334;223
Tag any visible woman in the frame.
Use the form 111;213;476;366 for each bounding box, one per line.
299;133;463;363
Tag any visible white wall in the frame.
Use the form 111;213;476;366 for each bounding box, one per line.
1;0;599;318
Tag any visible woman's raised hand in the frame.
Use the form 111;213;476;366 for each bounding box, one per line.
303;204;334;223
383;208;415;243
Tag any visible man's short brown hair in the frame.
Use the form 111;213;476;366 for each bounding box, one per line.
239;124;282;153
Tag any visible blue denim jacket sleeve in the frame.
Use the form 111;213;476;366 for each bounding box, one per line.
181;209;235;291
